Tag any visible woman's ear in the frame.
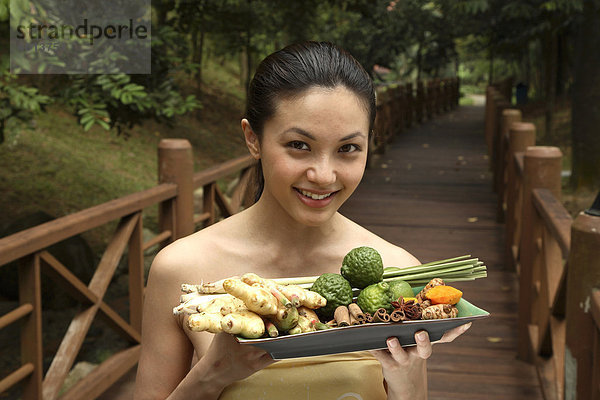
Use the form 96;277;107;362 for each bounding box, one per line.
241;119;261;159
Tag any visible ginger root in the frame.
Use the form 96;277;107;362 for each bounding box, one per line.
221;310;265;338
187;312;225;333
222;278;279;316
173;294;242;316
241;273;326;309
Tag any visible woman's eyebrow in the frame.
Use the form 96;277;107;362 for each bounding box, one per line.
339;132;366;141
282;127;316;140
282;127;365;142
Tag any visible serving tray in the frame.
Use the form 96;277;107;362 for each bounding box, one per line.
236;296;489;359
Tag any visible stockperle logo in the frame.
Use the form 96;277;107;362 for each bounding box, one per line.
10;0;151;74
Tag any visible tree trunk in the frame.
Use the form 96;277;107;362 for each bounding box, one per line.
416;42;422;81
488;45;494;85
570;0;600;189
543;30;558;144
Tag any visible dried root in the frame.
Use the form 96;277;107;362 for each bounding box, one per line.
421;304;459;320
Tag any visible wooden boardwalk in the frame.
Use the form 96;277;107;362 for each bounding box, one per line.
340;105;543;399
101;104;543;399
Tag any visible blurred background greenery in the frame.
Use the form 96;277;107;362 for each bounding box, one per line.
0;0;598;234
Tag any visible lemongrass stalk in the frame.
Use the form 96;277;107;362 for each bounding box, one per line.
385;264;482;282
382;258;480;277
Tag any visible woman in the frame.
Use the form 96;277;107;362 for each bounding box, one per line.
134;41;469;400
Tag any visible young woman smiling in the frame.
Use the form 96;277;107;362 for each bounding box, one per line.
134;41;469;400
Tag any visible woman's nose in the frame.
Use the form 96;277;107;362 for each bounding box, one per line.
306;157;336;186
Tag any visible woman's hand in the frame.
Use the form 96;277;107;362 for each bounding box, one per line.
369;322;472;400
193;332;277;390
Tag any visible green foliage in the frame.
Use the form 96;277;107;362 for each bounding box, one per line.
0;68;51;144
52;23;202;135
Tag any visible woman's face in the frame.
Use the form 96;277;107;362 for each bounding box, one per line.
249;85;370;227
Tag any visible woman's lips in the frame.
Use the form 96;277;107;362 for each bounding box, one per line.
293;188;338;208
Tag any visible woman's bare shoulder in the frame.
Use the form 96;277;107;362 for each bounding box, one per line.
150;213;248;285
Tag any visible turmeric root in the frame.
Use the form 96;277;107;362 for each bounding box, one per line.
421;304;459;319
416;278;445;303
222;278;279;316
425;285;463;305
221;310;265;338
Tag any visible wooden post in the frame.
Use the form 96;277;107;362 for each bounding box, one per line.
517;146;562;362
416;80;424;123
405;82;413;128
504;122;536;271
454;77;460;107
398;85;406;133
564;196;600;400
496;109;522;222
158;139;194;239
491;97;510;193
434;79;442;114
484;86;497;157
19;254;43;400
128;214;144;333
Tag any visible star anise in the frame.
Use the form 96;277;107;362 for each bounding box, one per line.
390;297;422;321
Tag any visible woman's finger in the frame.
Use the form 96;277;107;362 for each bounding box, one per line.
414;330;432;359
385;337;410;364
438;322;471;343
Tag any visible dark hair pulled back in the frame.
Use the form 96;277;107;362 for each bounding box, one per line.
245;41;376;202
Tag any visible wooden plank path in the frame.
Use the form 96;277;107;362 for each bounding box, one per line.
100;104;544;399
340;105;544;399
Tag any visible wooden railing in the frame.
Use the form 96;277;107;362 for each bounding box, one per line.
486;84;600;400
371;77;459;157
0;75;460;399
0;140;256;400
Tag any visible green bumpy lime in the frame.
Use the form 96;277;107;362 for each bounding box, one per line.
341;246;384;289
388;279;415;301
310;273;354;320
356;281;393;314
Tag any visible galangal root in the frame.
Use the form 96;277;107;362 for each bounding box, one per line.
174;273;327;339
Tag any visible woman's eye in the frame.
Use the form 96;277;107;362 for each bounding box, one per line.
288;141;309;150
339;143;360;153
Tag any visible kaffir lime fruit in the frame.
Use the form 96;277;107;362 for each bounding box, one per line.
310;273;353;320
356;281;393;314
388;279;415;301
341;246;384;289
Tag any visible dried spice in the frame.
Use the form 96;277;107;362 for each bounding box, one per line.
390;297;422;321
372;308;391;323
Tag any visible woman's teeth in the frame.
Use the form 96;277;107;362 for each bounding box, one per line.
299;189;333;200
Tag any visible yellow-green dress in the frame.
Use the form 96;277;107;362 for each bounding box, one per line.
219;351;387;400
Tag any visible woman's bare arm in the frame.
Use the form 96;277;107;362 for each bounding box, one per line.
134;240;275;400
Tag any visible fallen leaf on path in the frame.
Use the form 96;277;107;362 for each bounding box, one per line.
487;337;503;343
468;217;478;223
